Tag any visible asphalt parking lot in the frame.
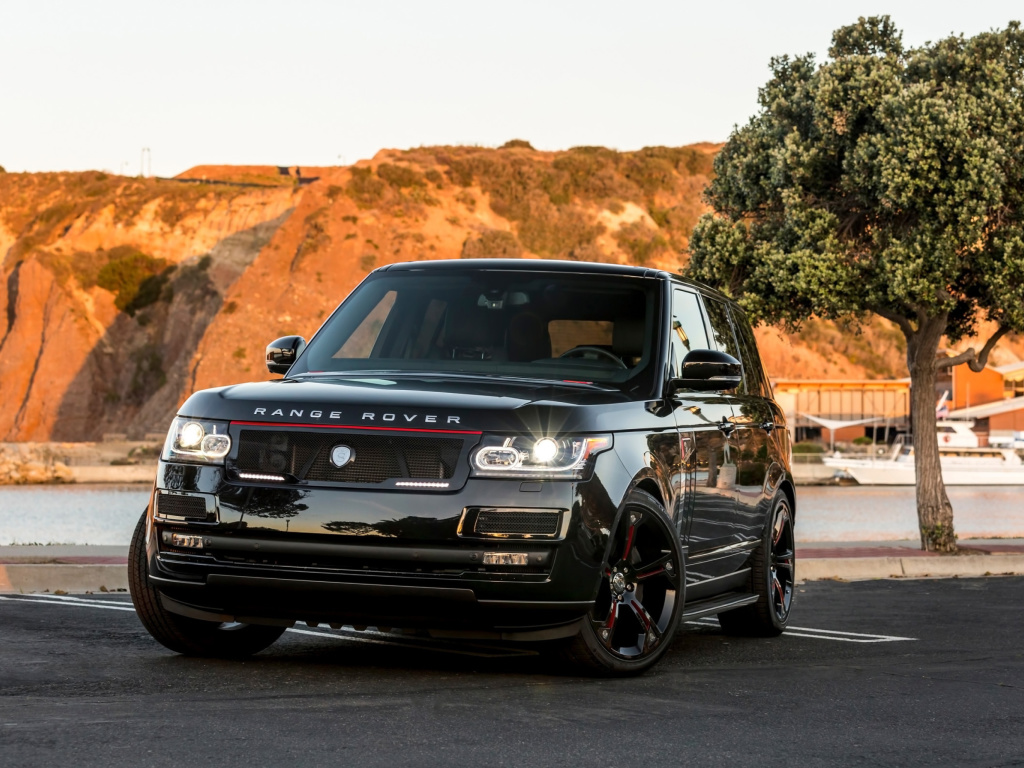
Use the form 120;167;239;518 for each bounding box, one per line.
1;577;1022;768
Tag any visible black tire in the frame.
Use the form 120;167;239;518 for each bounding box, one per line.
557;489;684;676
128;511;286;657
718;493;795;637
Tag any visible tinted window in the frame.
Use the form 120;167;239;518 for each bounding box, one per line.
729;305;770;397
294;272;661;392
703;298;740;360
670;289;710;376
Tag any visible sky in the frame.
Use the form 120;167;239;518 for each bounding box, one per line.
1;0;1020;177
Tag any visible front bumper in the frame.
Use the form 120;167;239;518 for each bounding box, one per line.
146;458;624;634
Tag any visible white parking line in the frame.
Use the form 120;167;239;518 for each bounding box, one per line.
2;594;917;645
687;617;916;643
0;595;136;612
0;595;534;657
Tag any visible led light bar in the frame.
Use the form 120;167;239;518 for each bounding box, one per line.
394;481;450;488
483;552;529;566
237;471;287;482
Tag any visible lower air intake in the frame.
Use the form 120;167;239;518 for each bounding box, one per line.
475;510;561;536
156;494;209;519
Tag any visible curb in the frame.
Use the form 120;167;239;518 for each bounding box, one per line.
798;554;1024;582
0;564;129;594
3;555;1024;594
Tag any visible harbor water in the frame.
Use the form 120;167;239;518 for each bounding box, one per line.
0;484;1022;546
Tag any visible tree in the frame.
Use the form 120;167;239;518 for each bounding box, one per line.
688;17;1024;552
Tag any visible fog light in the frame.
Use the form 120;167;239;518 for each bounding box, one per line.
483;552;529;566
163;532;206;549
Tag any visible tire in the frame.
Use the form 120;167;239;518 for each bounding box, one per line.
718;493;795;637
128;510;286;657
556;489;685;676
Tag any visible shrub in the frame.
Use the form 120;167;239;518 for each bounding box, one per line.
345;167;386;208
852;436;874;445
500;139;534;150
377;163;425;189
95;247;170;314
615;221;669;266
360;253;377;271
424;169;444;187
792;442;825;454
460;229;522;259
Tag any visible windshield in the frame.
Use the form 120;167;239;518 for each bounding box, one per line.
290;270;662;393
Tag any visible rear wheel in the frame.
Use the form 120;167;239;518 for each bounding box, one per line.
557;489;684;676
719;494;794;636
128;511;286;657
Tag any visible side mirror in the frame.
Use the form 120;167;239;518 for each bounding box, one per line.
668;349;742;394
266;336;306;375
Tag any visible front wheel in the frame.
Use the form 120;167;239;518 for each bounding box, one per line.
557;489;684;676
128;511;286;657
719;493;795;636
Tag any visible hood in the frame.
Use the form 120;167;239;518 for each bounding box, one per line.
178;375;644;434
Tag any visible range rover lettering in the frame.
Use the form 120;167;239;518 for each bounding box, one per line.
129;259;796;675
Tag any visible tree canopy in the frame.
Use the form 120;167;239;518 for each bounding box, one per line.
688;17;1024;551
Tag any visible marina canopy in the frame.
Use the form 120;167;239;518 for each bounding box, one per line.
800;414;885;451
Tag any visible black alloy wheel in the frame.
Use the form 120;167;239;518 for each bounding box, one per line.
719;493;795;636
768;501;795;622
558;489;684;675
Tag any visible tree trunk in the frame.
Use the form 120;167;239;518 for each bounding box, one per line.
906;317;957;552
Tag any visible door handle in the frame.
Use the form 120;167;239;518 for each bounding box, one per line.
760;421;775;433
717;418;736;436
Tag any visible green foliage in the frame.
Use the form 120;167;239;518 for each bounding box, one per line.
377;163;426;189
792;442;825;454
345;167;387;208
615;221;669;266
689;17;1024;344
95;247;170;314
687;16;1024;550
460;229;523;259
852;436;874;445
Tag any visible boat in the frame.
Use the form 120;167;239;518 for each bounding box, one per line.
822;433;1024;486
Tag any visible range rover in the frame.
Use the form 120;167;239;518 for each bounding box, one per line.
129;259;796;675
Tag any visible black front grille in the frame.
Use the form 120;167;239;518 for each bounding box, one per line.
475;510;561;536
235;429;464;485
156;494;208;519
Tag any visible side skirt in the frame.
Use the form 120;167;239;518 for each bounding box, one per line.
681;592;758;622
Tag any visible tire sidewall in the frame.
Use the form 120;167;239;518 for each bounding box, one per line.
759;494;793;632
577;488;685;674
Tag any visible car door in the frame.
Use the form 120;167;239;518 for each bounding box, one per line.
692;297;757;577
727;305;776;540
668;288;738;582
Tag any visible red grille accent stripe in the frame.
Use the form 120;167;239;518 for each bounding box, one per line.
230;420;482;435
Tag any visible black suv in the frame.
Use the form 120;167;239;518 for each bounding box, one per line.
130;259;795;675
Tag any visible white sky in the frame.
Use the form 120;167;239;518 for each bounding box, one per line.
1;0;1020;177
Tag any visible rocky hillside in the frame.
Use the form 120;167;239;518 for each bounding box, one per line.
2;145;1021;441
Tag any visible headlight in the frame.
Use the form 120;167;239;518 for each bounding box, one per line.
162;417;232;464
471;434;612;479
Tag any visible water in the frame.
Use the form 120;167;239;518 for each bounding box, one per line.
0;485;149;546
1;484;1022;546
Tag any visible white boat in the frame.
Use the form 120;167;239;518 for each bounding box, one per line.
822;434;1024;486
